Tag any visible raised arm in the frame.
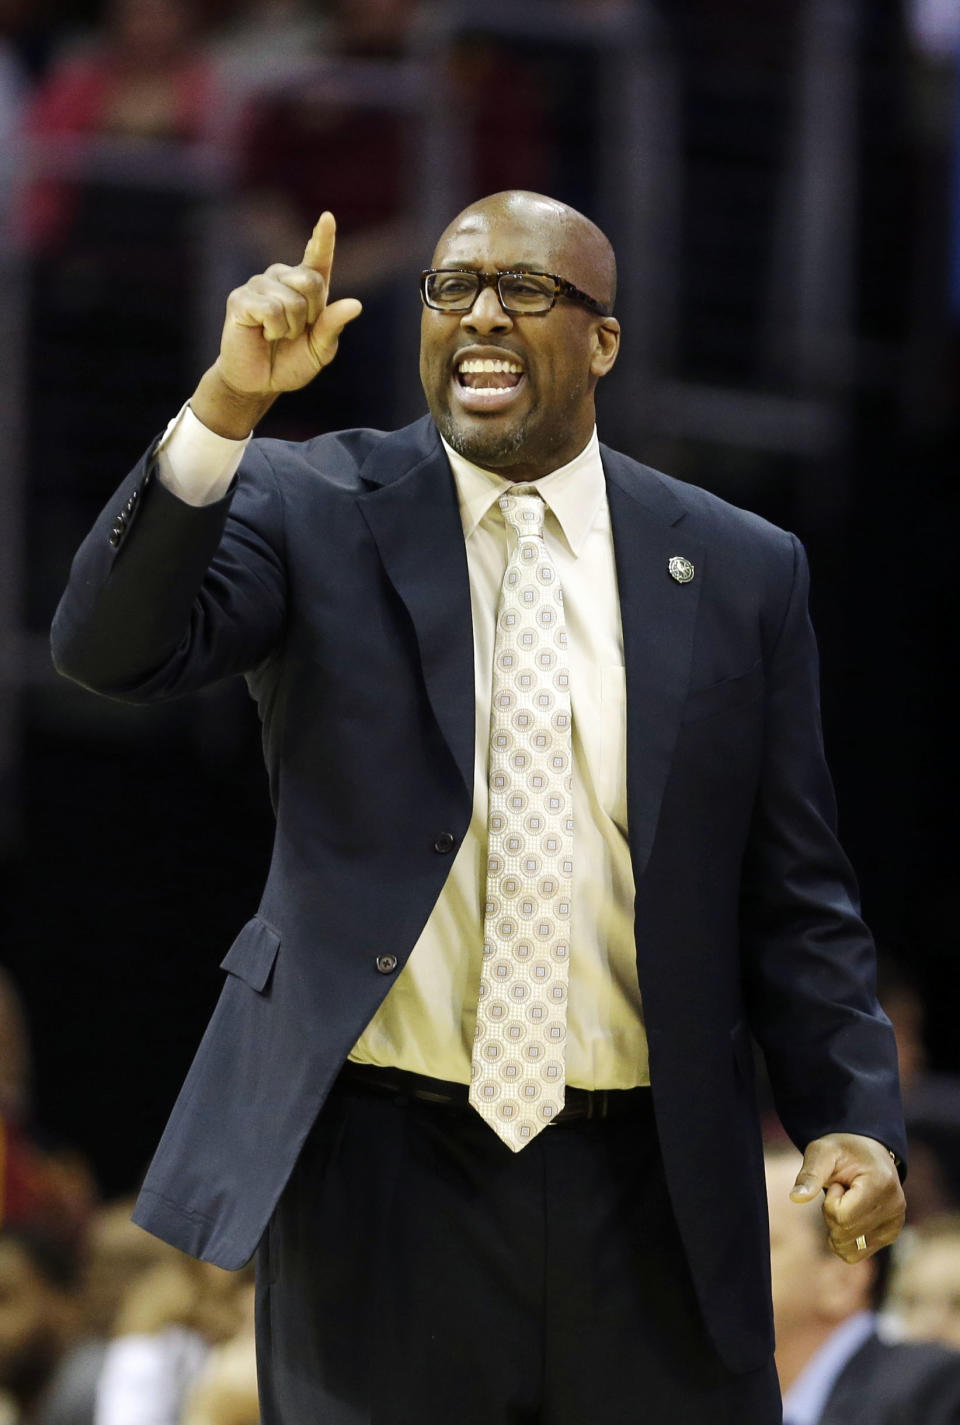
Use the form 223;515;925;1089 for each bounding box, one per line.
191;210;362;440
51;214;362;700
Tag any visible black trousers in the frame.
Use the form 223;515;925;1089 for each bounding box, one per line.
255;1072;781;1424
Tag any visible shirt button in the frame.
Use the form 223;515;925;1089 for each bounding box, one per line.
433;832;455;854
376;954;398;974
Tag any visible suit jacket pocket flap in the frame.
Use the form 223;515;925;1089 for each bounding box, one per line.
219;917;280;993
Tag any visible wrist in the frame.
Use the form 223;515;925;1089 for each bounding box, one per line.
190;365;277;440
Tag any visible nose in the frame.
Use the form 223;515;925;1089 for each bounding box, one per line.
460;284;513;335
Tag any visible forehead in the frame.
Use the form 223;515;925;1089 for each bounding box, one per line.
432;208;583;281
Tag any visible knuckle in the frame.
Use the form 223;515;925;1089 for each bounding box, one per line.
282;281;310;309
299;268;326;293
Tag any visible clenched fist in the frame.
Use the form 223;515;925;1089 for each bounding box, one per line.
791;1132;905;1263
191;211;362;438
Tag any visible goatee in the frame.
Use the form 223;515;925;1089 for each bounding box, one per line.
435;412;533;473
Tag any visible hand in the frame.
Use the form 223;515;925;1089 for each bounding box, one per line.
192;212;363;437
791;1132;905;1263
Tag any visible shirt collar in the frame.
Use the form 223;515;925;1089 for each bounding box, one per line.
781;1312;876;1425
440;427;604;557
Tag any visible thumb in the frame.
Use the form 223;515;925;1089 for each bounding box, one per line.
790;1142;837;1202
323;297;363;332
309;297;363;365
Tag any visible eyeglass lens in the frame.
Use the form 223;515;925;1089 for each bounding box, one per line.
425;271;557;312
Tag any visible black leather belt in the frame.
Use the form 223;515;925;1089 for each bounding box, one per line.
338;1061;650;1125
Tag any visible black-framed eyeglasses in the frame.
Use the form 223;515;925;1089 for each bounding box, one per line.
420;268;611;317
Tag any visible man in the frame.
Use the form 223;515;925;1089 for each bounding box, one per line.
887;1214;960;1351
53;191;907;1423
0;1227;103;1425
767;1146;960;1424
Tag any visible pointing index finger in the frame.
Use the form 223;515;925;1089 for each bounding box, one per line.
303;211;336;286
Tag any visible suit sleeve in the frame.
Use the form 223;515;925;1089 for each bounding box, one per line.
51;438;287;702
739;533;907;1162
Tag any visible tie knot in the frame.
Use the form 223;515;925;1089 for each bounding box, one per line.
499;487;545;538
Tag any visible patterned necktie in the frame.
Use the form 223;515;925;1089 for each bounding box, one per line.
470;486;573;1150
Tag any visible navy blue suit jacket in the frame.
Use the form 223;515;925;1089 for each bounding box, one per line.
51;414;905;1374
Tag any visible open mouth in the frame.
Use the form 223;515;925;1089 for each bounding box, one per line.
453;355;527;413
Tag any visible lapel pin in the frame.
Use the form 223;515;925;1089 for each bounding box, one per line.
668;555;695;584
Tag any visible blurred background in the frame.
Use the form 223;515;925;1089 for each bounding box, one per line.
0;0;957;1414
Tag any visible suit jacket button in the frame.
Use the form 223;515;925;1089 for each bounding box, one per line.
376;954;398;974
433;832;455;854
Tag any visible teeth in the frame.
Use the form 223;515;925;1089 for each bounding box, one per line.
458;359;524;374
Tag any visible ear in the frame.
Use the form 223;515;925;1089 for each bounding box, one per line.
590;318;620;378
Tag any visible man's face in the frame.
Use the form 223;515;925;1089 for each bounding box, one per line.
0;1240;64;1401
419;203;618;481
889;1236;960;1349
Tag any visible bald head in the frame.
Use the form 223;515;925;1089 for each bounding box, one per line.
432;191;617;313
420;190;621;479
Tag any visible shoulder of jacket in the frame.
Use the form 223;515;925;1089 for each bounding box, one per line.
600;444;798;561
245;426;393;493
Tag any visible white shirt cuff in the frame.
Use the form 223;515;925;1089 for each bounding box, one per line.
155;402;251;507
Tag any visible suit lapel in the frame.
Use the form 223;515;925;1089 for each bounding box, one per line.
356;419;475;798
603;447;704;881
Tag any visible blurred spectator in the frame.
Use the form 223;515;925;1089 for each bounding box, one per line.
0;1226;103;1425
877;949;960;1218
21;0;217;253
888;1216;960;1351
0;973;97;1245
212;0;329;91
20;0;220;618
878;949;930;1090
94;1257;253;1425
180;1337;258;1425
236;0;426;280
80;1200;177;1339
0;969;31;1126
238;0;545;274
235;0;547;435
180;1281;256;1425
766;1145;960;1425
